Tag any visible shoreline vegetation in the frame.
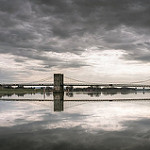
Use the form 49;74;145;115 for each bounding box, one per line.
0;86;53;93
0;86;149;92
0;87;51;98
0;88;42;94
0;86;149;98
0;86;149;93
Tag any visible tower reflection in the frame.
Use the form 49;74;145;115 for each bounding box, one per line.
53;92;64;112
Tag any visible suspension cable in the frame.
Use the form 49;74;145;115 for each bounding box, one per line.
65;75;150;85
65;76;96;84
20;76;53;84
129;78;150;84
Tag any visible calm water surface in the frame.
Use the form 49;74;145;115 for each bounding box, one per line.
1;91;150;150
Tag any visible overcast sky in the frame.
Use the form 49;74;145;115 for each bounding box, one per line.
1;0;150;83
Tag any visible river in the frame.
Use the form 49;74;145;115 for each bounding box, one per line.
0;90;150;150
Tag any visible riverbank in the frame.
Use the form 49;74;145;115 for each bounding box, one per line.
0;88;44;94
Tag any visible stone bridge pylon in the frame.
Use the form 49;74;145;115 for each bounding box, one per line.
54;74;64;92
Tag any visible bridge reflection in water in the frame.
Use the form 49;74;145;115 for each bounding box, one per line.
53;92;150;112
1;91;150;112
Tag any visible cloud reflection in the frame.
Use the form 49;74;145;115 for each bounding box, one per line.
1;100;150;149
1;118;150;150
1;101;150;131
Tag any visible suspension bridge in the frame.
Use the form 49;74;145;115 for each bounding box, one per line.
1;74;150;89
1;74;150;111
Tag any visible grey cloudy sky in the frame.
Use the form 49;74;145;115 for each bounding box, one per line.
1;0;150;83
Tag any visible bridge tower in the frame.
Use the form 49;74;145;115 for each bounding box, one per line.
54;74;64;92
53;74;64;105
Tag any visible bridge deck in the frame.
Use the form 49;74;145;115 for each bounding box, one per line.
1;98;150;101
1;83;150;87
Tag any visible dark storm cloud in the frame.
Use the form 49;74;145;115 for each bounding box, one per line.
43;60;90;69
1;0;150;67
15;58;26;63
59;61;90;68
124;51;150;63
